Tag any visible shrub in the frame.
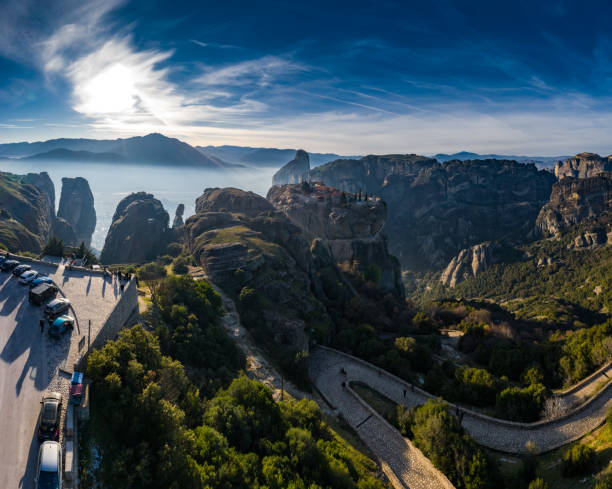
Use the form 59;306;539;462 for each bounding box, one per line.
594;474;612;489
42;236;65;257
495;383;548;422
166;242;183;257
561;444;595;477
528;479;549;489
172;255;191;275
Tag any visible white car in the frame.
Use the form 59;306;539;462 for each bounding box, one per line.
35;441;62;489
18;270;39;285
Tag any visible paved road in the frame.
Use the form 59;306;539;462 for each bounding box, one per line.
0;261;123;489
311;347;612;454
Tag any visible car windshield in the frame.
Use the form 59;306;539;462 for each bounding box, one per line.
37;469;59;489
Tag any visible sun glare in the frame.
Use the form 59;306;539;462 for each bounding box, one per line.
79;63;136;114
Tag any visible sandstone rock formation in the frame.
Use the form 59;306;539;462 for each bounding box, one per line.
267;182;404;296
440;241;503;287
554;153;612;179
311;156;555;270
536;173;612;237
51;217;78;246
567;230;611;249
272;150;310;186
0;171;55;252
185;187;336;350
172;203;185;229
57;177;96;246
100;192;170;264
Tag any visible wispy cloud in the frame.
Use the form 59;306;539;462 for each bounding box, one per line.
197;56;307;87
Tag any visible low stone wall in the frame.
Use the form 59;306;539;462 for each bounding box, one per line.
315;345;612;431
77;278;138;369
7;252;59;271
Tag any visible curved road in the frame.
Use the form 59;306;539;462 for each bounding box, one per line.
310;347;612;454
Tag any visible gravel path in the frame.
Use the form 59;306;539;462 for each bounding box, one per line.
310;347;612;454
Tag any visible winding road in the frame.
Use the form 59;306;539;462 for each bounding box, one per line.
310;346;612;454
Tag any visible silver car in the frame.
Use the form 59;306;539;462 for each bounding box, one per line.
35;440;62;489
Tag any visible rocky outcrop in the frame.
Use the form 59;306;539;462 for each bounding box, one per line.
185;187;337;350
0;171;55;252
536;173;612;237
440;241;503;287
272;150;310;186
567;230;612;249
57;177;96;246
267;182;403;296
172;204;185;229
196;187;276;216
311;156;555;270
51;217;78;245
100;192;170;264
554;153;612;179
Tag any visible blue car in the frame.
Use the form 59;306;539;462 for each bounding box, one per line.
48;315;74;338
30;276;53;289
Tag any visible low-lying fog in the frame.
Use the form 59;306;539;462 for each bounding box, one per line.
0;160;277;252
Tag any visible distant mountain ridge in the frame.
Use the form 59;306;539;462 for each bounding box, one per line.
434;151;571;169
0;133;233;169
197;144;361;167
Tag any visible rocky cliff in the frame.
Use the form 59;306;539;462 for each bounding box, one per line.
272;149;310;186
0;171;55;252
57;177;96;247
440;241;504;287
185;187;345;350
172;203;185;229
267;182;403;296
100;192;170;264
554;153;612;179
311;156;555;269
536;172;612;237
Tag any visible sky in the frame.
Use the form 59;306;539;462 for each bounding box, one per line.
2;0;612;155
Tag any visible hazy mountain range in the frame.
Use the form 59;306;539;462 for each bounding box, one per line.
0;132;573;170
434;151;570;169
197;145;362;167
0;133;231;168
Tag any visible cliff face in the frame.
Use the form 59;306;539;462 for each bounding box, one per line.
440;241;504;287
267;182;403;296
185;187;340;350
311;156;555;269
536;172;612;237
272;150;310;186
100;192;170;264
554;153;612;179
172;203;185;229
0;171;55;252
57;177;96;247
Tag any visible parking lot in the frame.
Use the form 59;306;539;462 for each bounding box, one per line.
0;259;125;489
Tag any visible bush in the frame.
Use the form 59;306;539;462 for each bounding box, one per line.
158;254;173;265
42;236;65;257
561;444;595;477
528;479;549;489
166;242;183;257
495;383;548;422
138;261;167;281
594;474;612;489
172;255;191;275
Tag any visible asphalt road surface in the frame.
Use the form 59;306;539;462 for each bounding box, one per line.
0;272;61;489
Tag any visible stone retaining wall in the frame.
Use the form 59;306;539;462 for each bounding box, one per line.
77;278;138;369
315;345;612;432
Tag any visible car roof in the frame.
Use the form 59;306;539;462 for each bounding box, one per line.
47;298;68;306
22;270;36;275
40;441;60;472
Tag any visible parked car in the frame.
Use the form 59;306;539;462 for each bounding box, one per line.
70;372;84;405
1;259;20;272
18;270;39;285
12;264;31;276
29;284;58;306
44;298;70;318
48;315;74;338
36;392;62;441
35;441;62;489
30;276;53;289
